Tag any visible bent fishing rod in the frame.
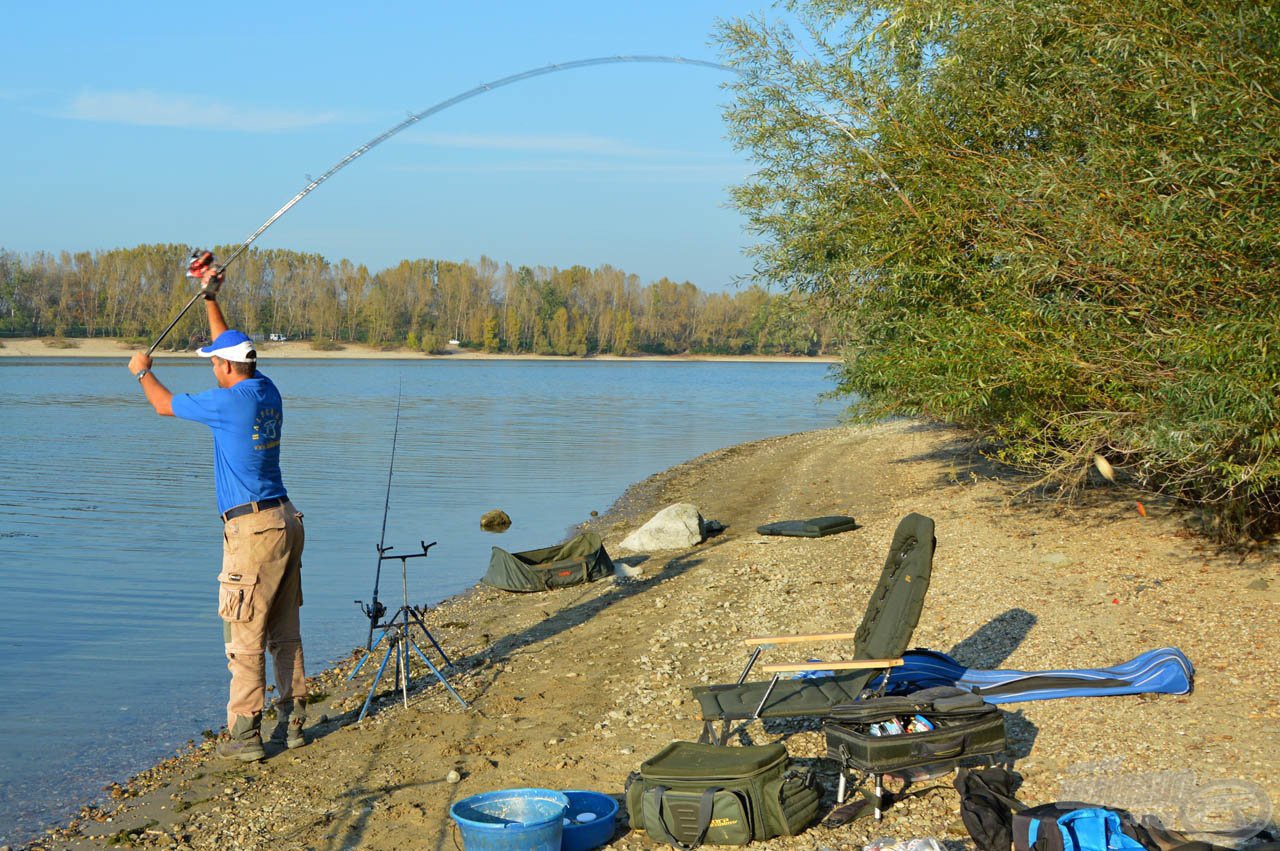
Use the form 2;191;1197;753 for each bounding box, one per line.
147;54;736;355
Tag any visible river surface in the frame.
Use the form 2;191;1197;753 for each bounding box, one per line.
0;357;842;843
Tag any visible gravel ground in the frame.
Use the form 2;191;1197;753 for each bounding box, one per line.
24;420;1278;851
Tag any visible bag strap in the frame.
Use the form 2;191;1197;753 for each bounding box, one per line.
643;785;722;850
958;766;1030;812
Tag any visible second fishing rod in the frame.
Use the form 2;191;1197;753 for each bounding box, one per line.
356;385;406;649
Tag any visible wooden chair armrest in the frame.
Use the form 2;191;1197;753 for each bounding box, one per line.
759;658;904;674
742;632;859;647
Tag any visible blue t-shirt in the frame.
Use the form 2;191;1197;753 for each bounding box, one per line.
171;372;288;514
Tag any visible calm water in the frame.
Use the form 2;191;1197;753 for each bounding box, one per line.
0;357;841;843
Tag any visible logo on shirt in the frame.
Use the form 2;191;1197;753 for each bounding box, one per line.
254;407;282;450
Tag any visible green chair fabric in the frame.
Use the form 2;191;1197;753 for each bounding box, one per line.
692;513;935;729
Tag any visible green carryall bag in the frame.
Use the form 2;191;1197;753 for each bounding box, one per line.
625;741;822;849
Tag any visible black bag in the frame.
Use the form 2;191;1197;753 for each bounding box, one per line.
955;777;1278;851
955;766;1026;851
824;687;1006;775
625;741;822;849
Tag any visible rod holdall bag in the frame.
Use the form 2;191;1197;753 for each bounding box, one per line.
624;740;822;849
1014;803;1151;851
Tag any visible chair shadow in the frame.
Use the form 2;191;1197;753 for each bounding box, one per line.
945;607;1037;668
945;608;1041;761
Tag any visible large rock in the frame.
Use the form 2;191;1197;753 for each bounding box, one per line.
620;503;705;552
480;509;511;530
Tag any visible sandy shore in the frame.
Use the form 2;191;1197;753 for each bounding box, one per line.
26;420;1279;850
0;337;838;363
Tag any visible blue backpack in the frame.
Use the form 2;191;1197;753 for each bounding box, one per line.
1015;804;1149;851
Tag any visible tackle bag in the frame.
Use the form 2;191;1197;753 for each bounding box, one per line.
625;741;822;848
1015;803;1149;851
824;687;1006;775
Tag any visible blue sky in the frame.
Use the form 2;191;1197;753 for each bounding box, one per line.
0;2;778;291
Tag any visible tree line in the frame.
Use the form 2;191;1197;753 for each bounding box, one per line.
0;245;839;356
720;0;1280;539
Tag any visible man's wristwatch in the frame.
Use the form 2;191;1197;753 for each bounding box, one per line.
135;368;151;381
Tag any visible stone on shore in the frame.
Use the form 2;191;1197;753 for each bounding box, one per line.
619;503;705;551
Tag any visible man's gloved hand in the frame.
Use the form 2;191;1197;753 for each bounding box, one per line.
200;268;225;300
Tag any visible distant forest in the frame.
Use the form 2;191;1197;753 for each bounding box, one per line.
0;245;838;356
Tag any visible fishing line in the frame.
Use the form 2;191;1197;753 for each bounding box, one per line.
148;55;736;354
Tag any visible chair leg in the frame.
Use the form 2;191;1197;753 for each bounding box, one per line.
752;674;782;720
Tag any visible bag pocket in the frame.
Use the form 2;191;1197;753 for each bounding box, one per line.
763;773;823;837
540;558;587;589
642;786;753;848
217;570;259;622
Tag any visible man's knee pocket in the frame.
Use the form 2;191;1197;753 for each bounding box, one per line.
223;622;265;657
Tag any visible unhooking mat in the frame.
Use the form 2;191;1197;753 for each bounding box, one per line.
874;647;1193;703
483;531;614;592
757;515;858;538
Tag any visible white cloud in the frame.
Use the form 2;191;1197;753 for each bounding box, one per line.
61;90;342;132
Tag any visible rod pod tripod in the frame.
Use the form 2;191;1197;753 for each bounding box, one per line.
348;540;467;721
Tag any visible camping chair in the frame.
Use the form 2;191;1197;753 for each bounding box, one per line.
692;513;935;745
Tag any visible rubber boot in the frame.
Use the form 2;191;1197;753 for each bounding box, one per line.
216;714;266;762
269;698;307;750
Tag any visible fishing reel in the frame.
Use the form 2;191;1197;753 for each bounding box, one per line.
355;597;387;624
185;249;225;284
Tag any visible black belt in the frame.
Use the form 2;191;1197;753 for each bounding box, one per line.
221;496;287;523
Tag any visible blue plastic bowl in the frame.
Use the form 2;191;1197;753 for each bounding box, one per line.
449;788;569;851
560;790;619;851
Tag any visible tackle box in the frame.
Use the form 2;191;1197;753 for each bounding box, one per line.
823;687;1006;816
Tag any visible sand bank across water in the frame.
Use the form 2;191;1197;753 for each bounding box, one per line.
0;337;838;363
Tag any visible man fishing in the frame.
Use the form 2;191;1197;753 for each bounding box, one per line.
126;267;308;762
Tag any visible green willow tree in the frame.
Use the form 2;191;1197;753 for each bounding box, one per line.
720;1;1280;537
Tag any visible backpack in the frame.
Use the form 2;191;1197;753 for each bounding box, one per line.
1015;803;1148;851
956;768;1278;851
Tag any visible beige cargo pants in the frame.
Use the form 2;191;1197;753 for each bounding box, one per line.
217;501;307;727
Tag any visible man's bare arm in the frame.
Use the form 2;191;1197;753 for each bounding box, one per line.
127;352;174;416
202;270;230;337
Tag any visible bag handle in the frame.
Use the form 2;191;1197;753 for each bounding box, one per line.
643;785;722;850
956;766;1029;812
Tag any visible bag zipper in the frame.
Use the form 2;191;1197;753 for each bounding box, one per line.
645;753;790;784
